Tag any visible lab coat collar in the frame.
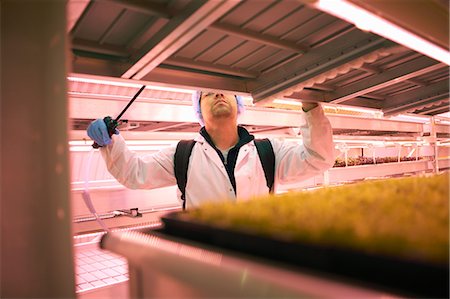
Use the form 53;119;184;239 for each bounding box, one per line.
197;126;255;196
198;126;254;149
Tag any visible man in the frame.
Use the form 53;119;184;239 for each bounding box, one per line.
87;91;335;209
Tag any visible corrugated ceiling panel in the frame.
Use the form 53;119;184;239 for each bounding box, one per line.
250;50;295;73
218;0;276;26
236;45;280;69
68;0;449;116
175;30;227;58
216;41;263;66
200;36;248;63
130;18;170;50
264;29;380;78
320;69;374;88
382;83;420;97
278;9;322;41
286;13;336;43
307;21;353;48
420;67;449;82
241;1;304;33
74;1;124;41
103;11;151;46
194;35;241;62
262;6;310;37
375;51;421;69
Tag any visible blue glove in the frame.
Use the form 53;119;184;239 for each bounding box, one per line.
87;118;119;147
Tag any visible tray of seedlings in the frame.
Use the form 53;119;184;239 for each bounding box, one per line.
161;173;449;298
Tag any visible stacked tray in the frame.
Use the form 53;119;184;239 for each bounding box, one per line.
162;173;449;298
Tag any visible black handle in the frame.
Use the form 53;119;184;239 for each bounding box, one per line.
91;85;146;149
92;116;119;148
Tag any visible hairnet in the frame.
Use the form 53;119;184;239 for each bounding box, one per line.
192;91;245;126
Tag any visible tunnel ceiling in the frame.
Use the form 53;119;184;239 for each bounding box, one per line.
68;0;449;117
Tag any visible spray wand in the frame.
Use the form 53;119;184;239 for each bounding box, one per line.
84;85;146;233
92;85;146;148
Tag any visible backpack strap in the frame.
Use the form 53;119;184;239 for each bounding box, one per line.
254;138;275;193
174;140;196;210
174;138;275;210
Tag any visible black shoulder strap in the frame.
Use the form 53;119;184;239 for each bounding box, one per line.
174;140;196;210
254;138;275;193
175;138;274;209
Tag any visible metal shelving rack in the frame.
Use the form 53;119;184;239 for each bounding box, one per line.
68;76;450;225
68;76;449;297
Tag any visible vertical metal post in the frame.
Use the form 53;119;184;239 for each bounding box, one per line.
431;116;439;173
323;170;330;186
372;145;376;164
344;144;348;167
416;144;419;161
1;1;75;298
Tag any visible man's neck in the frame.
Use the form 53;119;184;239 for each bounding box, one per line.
204;120;239;150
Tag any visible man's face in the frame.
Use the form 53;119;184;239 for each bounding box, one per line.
200;91;238;124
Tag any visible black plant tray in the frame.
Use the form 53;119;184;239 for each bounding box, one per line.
161;211;449;298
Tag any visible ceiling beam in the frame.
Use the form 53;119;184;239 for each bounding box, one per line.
163;57;259;79
384;94;449;116
285;89;324;102
312;84;335;92
70;56;249;92
122;1;240;80
327;57;444;104
286;89;385;109
358;94;385;101
141;66;249;93
96;0;308;54
416;101;450;115
72;38;129;58
405;78;428;87
386;95;449;116
251;37;394;104
71;55;131;78
383;80;449;115
336;98;383;109
209;23;308;53
383;79;449;110
359;64;382;74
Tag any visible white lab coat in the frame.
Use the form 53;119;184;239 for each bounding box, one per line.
100;105;335;208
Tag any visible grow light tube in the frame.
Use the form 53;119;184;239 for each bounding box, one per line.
68;76;143;88
69;140;178;146
335;139;426;146
388;114;432;123
272;99;303;106
67;75;196;93
273;99;383;116
336;140;385;147
322;103;382;115
70;145;173;152
315;0;450;65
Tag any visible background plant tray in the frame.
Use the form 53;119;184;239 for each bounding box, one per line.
161;211;449;298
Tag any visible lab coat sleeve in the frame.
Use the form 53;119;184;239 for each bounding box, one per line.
271;105;336;184
100;134;177;189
